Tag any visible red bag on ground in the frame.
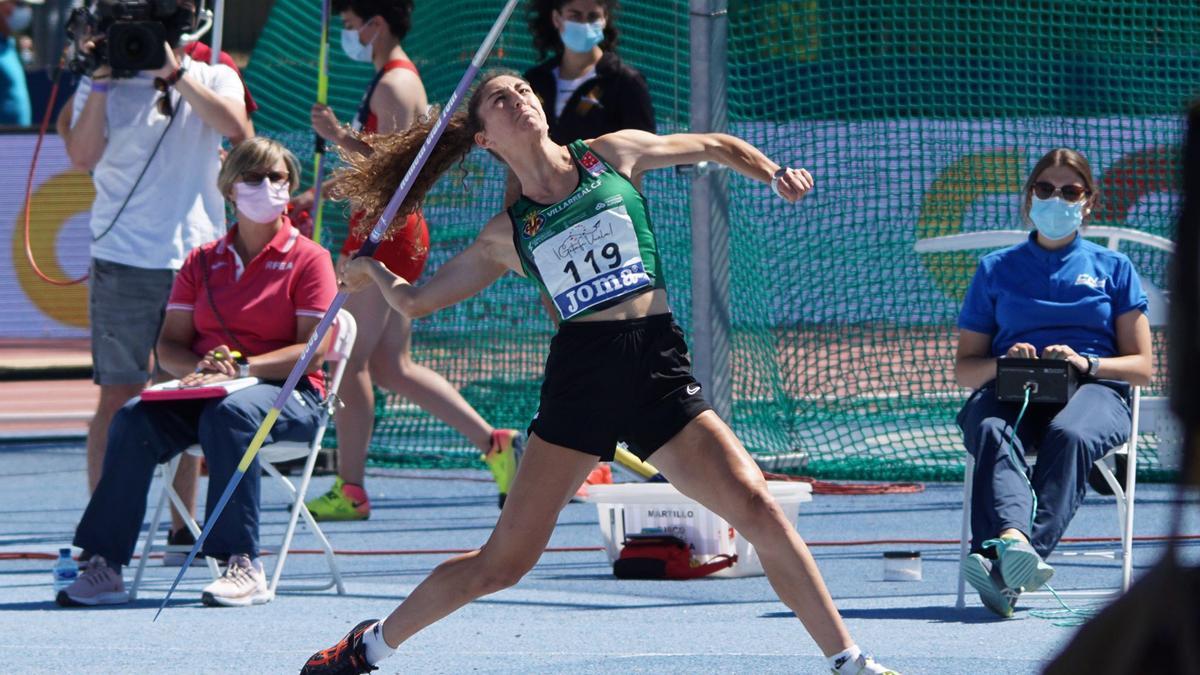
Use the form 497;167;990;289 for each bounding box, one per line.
612;534;736;580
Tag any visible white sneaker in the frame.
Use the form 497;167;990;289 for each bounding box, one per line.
201;554;271;607
56;555;129;607
831;653;900;675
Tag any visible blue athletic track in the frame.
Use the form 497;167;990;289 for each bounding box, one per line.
1;440;1195;674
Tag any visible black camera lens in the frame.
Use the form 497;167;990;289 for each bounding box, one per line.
108;21;167;72
124;35;147;58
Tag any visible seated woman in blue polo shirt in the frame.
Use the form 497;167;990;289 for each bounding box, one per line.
954;147;1153;618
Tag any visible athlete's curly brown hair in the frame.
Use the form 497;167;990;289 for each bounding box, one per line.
331;70;520;240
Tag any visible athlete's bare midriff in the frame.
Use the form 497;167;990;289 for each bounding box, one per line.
570;288;670;322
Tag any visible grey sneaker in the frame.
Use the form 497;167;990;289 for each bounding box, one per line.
961;553;1019;618
201;554;270;607
991;537;1055;592
56;555;129;607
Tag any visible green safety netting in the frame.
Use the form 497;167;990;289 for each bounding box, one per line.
243;1;1188;480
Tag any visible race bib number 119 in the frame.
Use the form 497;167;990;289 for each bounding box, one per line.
530;206;651;320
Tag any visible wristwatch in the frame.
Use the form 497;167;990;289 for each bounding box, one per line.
235;354;250;379
770;167;788;199
1085;355;1100;377
166;65;187;86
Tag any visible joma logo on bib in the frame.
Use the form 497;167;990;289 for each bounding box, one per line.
557;263;650;317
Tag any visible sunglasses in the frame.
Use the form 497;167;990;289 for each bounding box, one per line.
241;170;290;186
153;77;174;117
1032;181;1089;202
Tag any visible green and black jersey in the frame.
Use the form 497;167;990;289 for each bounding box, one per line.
507;140;666;321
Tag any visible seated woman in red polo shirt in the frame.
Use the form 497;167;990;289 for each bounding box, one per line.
57;137;337;610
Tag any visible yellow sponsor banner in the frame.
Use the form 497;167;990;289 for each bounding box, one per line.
1;134;94;337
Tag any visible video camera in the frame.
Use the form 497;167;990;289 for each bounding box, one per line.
66;0;209;78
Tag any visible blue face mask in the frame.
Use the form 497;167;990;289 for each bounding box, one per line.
341;22;376;63
1030;195;1085;240
560;20;605;53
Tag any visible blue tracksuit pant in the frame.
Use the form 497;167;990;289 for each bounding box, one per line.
74;382;323;566
957;381;1131;558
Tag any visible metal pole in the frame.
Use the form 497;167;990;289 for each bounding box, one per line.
689;0;731;421
209;0;225;65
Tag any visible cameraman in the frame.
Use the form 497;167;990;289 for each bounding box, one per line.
65;0;251;519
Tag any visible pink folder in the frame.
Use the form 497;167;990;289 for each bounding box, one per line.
140;377;260;402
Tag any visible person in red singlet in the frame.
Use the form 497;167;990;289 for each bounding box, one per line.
301;0;522;521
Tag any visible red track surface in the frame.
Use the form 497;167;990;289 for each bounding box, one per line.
0;339;94;437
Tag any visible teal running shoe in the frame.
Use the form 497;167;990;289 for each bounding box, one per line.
987;536;1055;593
962;552;1019;618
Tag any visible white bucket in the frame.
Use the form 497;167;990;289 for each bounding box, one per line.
583;481;813;578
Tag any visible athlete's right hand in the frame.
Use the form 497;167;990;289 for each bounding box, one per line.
773;167;814;203
339;256;388;292
1005;342;1037;359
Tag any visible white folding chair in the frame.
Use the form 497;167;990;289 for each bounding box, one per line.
130;309;356;600
955;386;1140;607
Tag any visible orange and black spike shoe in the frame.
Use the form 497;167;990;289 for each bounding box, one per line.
300;619;380;675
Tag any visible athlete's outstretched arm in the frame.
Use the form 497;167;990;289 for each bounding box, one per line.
341;213;519;318
590;130;813;202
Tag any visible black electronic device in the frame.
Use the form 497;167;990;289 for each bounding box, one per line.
66;0;197;77
995;357;1079;404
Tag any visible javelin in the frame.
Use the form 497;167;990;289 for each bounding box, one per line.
155;0;522;620
309;0;331;244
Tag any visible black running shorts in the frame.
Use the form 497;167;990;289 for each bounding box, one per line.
528;313;712;461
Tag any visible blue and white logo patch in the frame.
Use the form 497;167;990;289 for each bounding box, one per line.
1074;273;1107;290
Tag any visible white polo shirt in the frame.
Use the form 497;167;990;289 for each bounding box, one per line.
73;55;245;271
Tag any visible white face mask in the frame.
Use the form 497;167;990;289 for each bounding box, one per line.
340;21;377;63
234;180;290;224
8;5;33;33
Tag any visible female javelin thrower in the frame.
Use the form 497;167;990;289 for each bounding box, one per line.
301;72;898;675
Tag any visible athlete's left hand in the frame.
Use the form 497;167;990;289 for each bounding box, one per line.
1042;344;1087;373
774;167;814;203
